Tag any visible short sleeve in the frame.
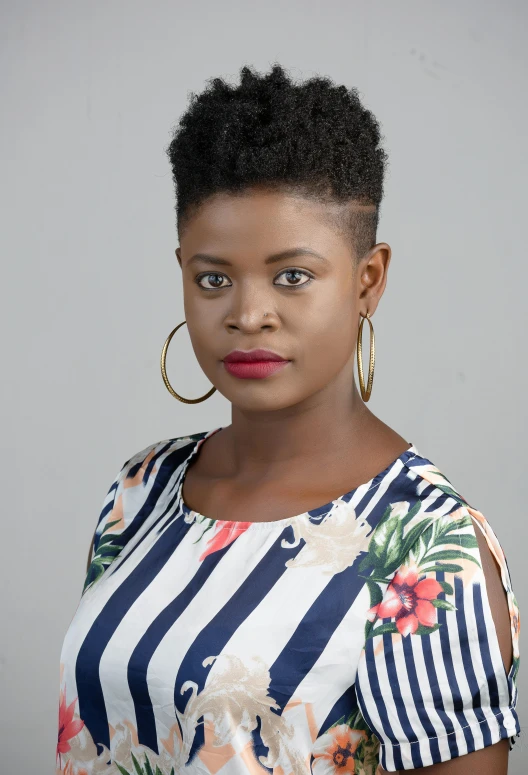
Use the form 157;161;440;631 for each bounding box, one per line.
355;501;521;771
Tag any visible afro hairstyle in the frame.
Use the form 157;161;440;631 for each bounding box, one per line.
166;63;388;261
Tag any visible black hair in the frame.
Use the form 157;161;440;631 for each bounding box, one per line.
166;63;388;261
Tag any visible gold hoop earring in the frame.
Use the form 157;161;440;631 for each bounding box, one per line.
160;321;217;404
356;311;375;402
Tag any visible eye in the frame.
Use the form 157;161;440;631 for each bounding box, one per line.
194;268;314;290
195;272;232;290
274;268;314;287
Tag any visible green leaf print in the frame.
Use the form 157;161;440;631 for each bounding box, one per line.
83;517;127;593
364;579;384;639
367;622;399;639
399;499;422;529
512;656;520;684
193;519;216;544
362;498;482;639
328;713;346;728
433;483;468;501
97;544;123;557
97;533;121;547
431;598;457;611
358;733;381;775
383;517;435;576
365;578;384;608
370;513;397;560
344;709;371;731
415;623;441;635
445;533;479;549
112;754;170;775
144;755;155;775
421;563;464;574
364;575;393;585
101;518;122;534
423;549;480;566
384;517;404;566
418;522;434;549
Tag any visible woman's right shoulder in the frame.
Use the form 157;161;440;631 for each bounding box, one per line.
82;430;208;594
122;430;207;473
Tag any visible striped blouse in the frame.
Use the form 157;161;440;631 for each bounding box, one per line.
57;426;521;774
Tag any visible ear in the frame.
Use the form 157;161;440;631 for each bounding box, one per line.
175;247;182;268
358;242;391;316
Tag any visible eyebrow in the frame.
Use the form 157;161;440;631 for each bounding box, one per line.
186;247;329;267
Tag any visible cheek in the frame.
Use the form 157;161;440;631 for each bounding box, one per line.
187;325;215;361
294;306;357;373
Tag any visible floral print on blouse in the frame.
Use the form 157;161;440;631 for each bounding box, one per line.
57;427;520;774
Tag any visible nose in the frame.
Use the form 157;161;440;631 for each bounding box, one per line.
224;291;277;332
225;310;277;333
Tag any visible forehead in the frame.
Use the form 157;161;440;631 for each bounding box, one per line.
179;188;351;254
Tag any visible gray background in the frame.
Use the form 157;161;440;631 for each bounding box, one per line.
1;0;526;771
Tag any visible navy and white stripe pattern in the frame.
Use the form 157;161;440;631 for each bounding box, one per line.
57;427;520;774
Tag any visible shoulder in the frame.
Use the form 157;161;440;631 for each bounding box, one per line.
82;429;209;594
400;451;517;607
407;450;519;673
99;431;205;512
356;448;521;769
123;429;208;475
393;448;517;608
112;427;213;510
364;445;519;657
394;447;505;541
401;448;474;504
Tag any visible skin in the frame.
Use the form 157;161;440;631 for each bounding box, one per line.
86;186;513;773
175;187;410;525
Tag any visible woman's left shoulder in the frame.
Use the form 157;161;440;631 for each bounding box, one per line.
402;451;514;569
356;448;522;769
403;448;520;673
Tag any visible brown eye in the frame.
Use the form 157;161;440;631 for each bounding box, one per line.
195;273;231;290
274;269;313;287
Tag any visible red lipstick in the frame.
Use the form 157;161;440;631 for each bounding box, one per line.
222;349;291;380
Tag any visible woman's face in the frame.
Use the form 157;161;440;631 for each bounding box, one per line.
176;187;390;413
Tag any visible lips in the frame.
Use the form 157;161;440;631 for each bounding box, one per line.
222;349;291;380
223;348;288;363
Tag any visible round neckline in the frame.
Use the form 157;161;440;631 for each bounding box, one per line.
177;425;418;531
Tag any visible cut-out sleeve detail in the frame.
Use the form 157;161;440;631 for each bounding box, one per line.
355;501;521;771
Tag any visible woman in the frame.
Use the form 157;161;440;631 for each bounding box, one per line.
57;64;520;774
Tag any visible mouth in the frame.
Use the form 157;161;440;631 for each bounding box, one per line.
222;349;291;380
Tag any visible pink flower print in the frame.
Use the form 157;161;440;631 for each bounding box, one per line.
199;521;253;561
57;688;84;758
369;564;443;636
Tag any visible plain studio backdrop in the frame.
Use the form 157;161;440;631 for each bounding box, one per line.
1;1;526;771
